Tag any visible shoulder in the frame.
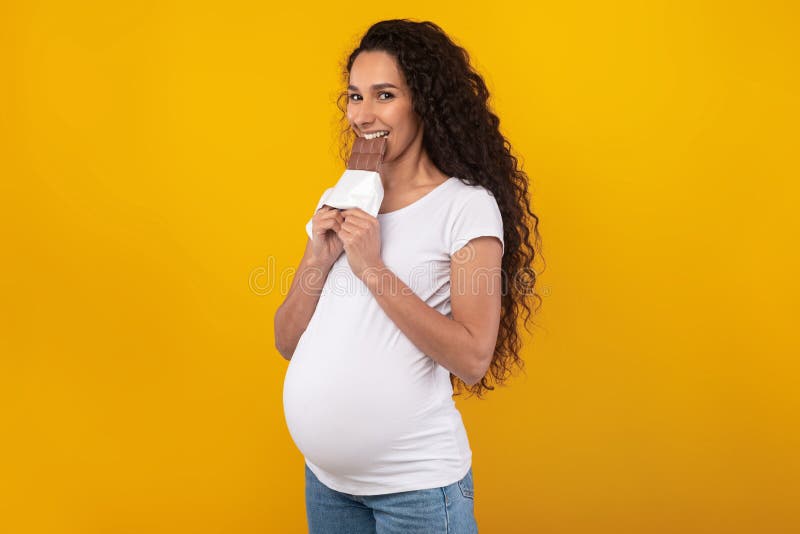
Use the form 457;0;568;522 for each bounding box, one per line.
446;178;504;256
447;178;501;214
449;177;498;199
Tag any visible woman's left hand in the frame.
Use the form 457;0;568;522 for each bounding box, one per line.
336;208;385;280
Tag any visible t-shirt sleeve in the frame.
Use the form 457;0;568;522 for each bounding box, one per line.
449;189;505;256
305;187;334;239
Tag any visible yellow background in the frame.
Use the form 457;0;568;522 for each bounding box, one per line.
2;1;797;533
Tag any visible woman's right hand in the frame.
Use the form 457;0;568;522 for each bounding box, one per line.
309;205;345;268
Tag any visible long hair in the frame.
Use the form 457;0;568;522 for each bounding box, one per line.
335;19;545;398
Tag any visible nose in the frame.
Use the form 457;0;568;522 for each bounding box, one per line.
349;99;377;132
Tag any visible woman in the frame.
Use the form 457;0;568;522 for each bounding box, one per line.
275;19;543;533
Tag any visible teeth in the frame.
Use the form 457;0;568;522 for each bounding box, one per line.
364;131;389;140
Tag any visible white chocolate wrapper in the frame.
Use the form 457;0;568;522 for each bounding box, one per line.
305;169;385;239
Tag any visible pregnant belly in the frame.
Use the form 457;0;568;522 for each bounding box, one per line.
282;350;440;476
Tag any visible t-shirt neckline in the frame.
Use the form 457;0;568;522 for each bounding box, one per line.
377;177;456;219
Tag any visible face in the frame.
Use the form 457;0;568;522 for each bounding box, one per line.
347;50;422;162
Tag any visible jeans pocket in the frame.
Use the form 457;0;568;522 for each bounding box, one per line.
457;468;474;499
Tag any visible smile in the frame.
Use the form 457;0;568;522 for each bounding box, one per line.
363;131;389;139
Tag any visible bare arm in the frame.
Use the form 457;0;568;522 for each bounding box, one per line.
362;236;503;386
273;238;335;360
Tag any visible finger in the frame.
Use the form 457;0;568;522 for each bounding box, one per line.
319;207;340;216
324;213;344;229
343;207;365;216
314;216;340;233
342;208;360;219
343;217;369;231
315;209;343;224
343;210;376;227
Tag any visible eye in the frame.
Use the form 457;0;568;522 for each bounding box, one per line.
347;92;395;102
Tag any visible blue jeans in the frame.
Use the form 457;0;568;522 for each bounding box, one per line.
305;463;478;533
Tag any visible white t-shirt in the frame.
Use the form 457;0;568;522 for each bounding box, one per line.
282;176;504;495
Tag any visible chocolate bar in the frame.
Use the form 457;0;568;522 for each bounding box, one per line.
305;135;388;239
346;136;388;172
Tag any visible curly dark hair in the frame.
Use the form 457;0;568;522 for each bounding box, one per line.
334;19;545;399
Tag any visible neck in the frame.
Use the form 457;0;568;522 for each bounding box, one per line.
378;128;446;191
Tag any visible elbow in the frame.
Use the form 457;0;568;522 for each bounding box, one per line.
273;308;293;361
274;330;302;361
274;327;303;361
459;321;499;387
275;340;293;361
274;331;295;361
467;349;493;387
463;371;483;388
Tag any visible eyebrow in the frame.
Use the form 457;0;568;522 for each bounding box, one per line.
347;83;399;91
